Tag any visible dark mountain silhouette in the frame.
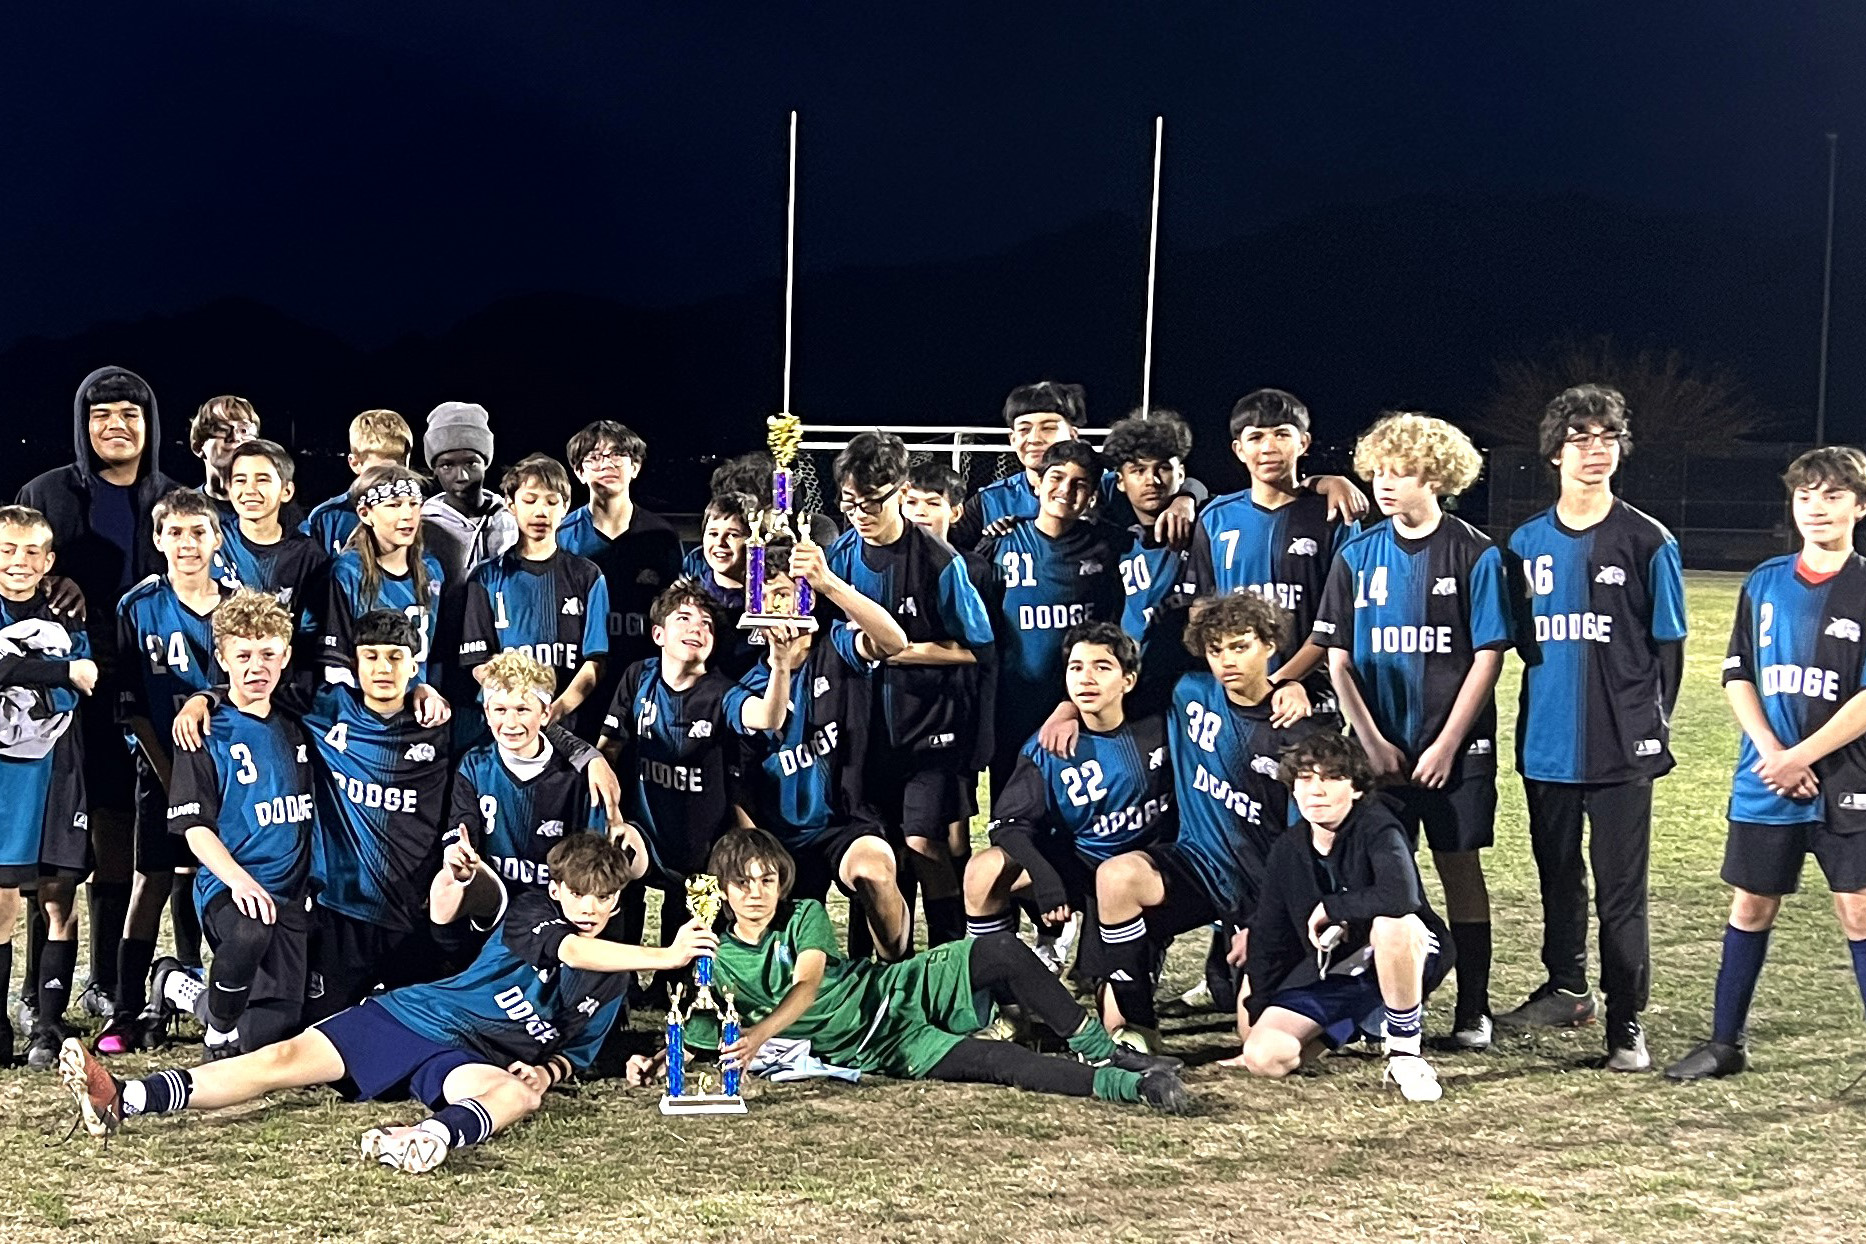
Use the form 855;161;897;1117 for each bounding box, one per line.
0;191;1839;512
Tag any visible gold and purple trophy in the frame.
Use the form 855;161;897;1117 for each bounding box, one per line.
659;874;748;1116
740;413;819;634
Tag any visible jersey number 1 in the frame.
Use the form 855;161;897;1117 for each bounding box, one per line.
1354;566;1389;608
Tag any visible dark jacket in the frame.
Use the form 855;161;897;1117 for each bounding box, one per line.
17;365;179;680
1244;798;1453;1023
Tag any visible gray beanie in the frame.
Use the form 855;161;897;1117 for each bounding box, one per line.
423;401;494;467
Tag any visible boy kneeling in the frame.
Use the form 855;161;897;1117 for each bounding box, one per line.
60;834;715;1173
1237;733;1453;1102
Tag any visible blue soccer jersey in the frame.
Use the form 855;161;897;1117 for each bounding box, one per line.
1118;528;1190;645
117;575;227;741
1188;488;1354;667
447;738;605;890
321;550;445;682
726;626;878;848
1168;671;1320;920
1313;515;1514;776
1723;554;1866;828
989;713;1175;864
166;702;317;911
304;684;452;932
599;658;742;879
457;548;610;694
213;523;326;637
300;492;360;558
375;887;629;1070
827;522;994;756
953;469;1129;549
1510;499;1688;784
0;594;89;875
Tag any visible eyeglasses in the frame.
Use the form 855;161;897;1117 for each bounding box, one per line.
1564;430;1624;448
838;483;901;516
214;423;258;445
581;449;631;468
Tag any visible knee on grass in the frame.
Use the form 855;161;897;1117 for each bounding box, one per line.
1240;1030;1303;1079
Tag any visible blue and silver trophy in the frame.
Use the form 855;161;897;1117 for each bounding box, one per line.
659;874;748;1116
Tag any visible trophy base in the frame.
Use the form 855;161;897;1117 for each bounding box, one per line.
659;1093;748;1116
737;612;820;633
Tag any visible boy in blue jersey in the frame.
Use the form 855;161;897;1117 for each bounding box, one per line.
1236;732;1452;1102
1314;413;1515;1050
1095;594;1322;1049
1666;447;1866;1081
0;506;97;1069
981;440;1128;792
160;591;317;1058
828;431;995;946
103;489;232;1054
1189;388;1368;720
726;538;916;957
216;440;326;646
459;455;610;726
1501;386;1687;1070
299;409;415;556
964;623;1174;962
60;833;718;1174
322;464;447;688
1104;411;1196;715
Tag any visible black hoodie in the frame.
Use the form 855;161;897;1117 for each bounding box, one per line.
17;365;179;679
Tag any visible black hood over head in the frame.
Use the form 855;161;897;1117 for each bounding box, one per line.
71;364;161;481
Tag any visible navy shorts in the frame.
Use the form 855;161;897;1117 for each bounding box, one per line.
314;998;488;1110
1270;951;1445;1049
1722;819;1866;895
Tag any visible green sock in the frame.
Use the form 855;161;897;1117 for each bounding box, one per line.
1091;1066;1142;1103
1066;1016;1118;1062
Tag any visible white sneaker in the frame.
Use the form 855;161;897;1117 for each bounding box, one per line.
1384;1054;1443;1102
360;1125;450;1174
1453;1014;1493;1051
1177;980;1215;1011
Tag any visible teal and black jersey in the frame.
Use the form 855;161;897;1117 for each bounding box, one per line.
726;626;879;848
300;492;360;558
304;684;452;932
556;505;683;681
1723;553;1866;829
374;887;629;1071
0;594;90;876
447;739;604;891
1187;488;1353;667
599;657;742;878
212;524;326;637
321;550;445;682
1169;671;1322;921
458;548;610;694
981;519;1127;747
1313;515;1514;778
1509;500;1687;784
989;714;1175;864
166;702;316;911
1119;526;1190;646
116;574;227;743
826;523;993;757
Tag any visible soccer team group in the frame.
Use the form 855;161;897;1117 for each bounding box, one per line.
5;365;1866;1173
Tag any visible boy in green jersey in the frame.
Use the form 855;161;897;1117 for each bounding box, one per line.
648;829;1189;1108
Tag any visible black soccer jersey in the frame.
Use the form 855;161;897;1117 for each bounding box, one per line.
213;524;326;638
557;505;685;713
1313;515;1513;779
458;548;610;695
600;657;743;878
1509;500;1689;784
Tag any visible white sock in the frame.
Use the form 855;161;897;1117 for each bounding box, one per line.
163;969;207;1014
1384;1033;1423;1058
121;1082;147;1115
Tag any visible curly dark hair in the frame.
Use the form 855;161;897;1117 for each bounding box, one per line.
1277;730;1374;793
1104;410;1192;467
1538;384;1632;464
1181;592;1290;656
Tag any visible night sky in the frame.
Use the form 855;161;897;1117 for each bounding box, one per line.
2;2;1863;461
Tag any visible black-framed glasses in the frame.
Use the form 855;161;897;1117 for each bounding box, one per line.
838;483;901;515
1564;430;1624;448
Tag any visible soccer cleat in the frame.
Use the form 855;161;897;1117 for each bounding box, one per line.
1495;985;1596;1031
1605;1019;1651;1073
1664;1039;1747;1081
1384;1053;1444;1102
1110;1024;1168;1056
360;1125;450;1174
27;1023;65;1071
93;1016;140;1056
1137;1068;1190;1113
204;1036;244;1062
77;981;114;1020
58;1037;125;1136
1158;979;1217;1018
1104;1043;1186;1076
16;994;38;1034
1451;1014;1493;1051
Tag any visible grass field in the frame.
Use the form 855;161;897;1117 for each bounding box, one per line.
8;569;1866;1243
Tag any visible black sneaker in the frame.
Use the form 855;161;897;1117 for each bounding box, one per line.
1138;1068;1190;1112
203;1037;244;1062
1104;1044;1186;1076
1495;985;1596;1031
26;1021;66;1071
1664;1039;1747;1081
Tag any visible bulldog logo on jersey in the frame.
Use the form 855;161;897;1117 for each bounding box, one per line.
577;996;601;1016
1432;577;1458;596
1148;746;1166;770
1595;565;1627;586
636;568;663;586
1287;537;1319;556
687;721;713;739
1078;560;1104;576
813;676;830;698
403;742;437;762
561;597;583;616
1250;754;1280;776
1826;617;1862;642
536;820;565;838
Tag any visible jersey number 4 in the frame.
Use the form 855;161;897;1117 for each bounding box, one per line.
1354;566;1389;608
145;631;191;671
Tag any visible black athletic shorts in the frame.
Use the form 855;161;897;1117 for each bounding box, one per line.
203;889;311;1043
1141;842;1222;944
871;754;962;844
80;696;135;816
307;907;444;1020
789;821;890;905
134;751;195;873
1722;819;1866;895
1380;772;1498;854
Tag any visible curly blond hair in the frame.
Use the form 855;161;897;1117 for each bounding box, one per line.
213;589;294;647
477;650;555;702
1352;412;1484;496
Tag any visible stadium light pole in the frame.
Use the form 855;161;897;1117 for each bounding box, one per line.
1139;116;1164;420
1817;131;1838;445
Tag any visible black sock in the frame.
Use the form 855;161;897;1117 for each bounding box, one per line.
1098;915;1157;1029
1450;921;1493;1024
25;904;45;995
169;890;203;970
38;939;78;1029
116;937;159;1017
89;882;131;995
924;895;965;947
0;940;13;1023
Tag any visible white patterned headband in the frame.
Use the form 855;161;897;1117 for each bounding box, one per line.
357;477;423;509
